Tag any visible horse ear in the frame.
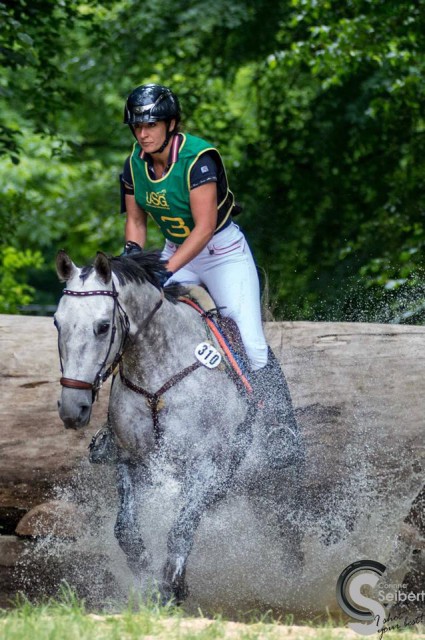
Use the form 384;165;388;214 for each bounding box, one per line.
56;250;78;282
94;251;111;284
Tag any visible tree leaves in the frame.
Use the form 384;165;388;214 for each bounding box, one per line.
2;0;425;320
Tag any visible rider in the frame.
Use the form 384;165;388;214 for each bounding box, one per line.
117;83;299;466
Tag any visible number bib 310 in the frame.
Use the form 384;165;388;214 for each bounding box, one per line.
195;342;222;369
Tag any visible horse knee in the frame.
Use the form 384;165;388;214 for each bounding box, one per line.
114;520;148;573
115;519;137;552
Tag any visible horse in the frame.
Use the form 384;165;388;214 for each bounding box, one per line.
54;249;302;603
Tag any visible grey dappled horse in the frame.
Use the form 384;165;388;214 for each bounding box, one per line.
55;250;302;602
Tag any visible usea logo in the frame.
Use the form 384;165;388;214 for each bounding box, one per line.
146;189;169;209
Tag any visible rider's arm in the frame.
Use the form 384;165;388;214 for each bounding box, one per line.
122;155;147;248
125;194;147;248
165;182;217;274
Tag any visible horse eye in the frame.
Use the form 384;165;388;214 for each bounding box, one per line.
97;322;110;336
53;316;60;330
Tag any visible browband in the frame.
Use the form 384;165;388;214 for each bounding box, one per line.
63;289;119;298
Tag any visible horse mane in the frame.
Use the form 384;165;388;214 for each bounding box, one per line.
81;250;187;304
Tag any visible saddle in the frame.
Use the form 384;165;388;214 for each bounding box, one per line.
180;285;251;389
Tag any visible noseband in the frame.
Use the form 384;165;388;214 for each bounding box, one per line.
58;283;131;402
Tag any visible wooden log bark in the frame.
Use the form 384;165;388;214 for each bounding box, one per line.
0;315;109;511
0;314;423;615
267;320;424;501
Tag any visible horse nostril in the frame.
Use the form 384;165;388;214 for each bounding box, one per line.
79;403;91;424
59;389;93;429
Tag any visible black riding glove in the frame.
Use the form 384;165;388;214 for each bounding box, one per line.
157;269;174;287
122;241;142;256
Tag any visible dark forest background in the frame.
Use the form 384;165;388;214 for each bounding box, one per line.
1;0;425;322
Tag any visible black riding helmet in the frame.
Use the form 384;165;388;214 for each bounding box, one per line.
123;83;180;153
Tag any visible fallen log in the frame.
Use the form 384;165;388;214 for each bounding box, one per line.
0;314;423;617
0;315;109;511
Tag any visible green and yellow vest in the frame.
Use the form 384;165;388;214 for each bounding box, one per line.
129;133;234;244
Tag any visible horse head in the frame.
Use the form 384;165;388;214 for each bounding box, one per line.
54;250;128;429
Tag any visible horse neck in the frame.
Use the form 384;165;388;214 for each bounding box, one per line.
119;280;202;381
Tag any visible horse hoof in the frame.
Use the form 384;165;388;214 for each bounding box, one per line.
173;577;189;604
161;559;189;606
158;583;188;607
157;585;175;607
128;548;151;575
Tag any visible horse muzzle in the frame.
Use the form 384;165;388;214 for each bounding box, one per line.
58;385;93;429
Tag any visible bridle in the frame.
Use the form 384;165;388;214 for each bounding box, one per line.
58;282;164;402
58;281;162;403
58;282;129;402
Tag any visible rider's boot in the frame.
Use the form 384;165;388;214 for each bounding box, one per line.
250;347;302;469
88;423;118;464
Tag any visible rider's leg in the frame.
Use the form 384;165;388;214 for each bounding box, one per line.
249;346;303;467
164;225;267;368
185;223;301;467
193;223;268;370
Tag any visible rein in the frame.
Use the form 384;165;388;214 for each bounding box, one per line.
59;283;141;402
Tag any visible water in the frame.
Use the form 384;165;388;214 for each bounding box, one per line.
14;420;423;620
11;306;424;620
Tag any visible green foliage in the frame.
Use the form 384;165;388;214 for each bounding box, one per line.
0;246;43;313
1;0;78;159
1;0;425;320
233;0;425;320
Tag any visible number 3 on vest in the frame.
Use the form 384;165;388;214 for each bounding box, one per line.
160;216;191;238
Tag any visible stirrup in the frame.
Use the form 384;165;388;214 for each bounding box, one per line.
88;425;118;464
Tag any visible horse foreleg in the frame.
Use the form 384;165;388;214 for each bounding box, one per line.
114;460;150;575
161;460;229;604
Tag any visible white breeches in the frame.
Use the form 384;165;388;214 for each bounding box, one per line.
161;222;268;371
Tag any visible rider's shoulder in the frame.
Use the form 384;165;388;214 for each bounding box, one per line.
180;132;217;154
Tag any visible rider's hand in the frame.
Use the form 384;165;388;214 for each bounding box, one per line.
157;269;174;287
121;241;142;256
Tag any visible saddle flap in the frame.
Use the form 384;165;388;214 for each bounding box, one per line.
181;286;251;382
